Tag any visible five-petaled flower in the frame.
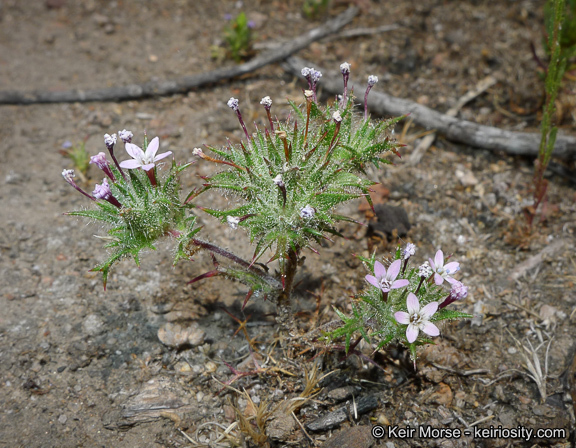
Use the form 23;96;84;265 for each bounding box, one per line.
394;293;440;343
119;137;172;172
429;249;460;285
365;260;409;293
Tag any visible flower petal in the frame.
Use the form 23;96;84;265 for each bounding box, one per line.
386;259;401;281
444;262;460;274
420;301;439;320
394;311;410;325
141;163;155;171
421;322;440;338
145;137;159;159
125;142;144;159
119;159;142;169
434;250;444;269
373;261;386;279
406;324;419;343
445;277;460;285
428;257;436;271
434;273;443;285
406;292;420;314
390;279;409;289
153;150;172;162
365;275;380;288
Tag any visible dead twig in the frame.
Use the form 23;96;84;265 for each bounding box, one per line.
0;7;357;105
500;297;542;320
469;414;495;427
291;411;316;446
431;363;490;377
255;23;402;50
409;75;497;164
282;57;576;161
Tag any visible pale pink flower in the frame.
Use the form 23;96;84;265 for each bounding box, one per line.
119;137;172;172
429;249;460;285
365;260;409;293
394;293;440;343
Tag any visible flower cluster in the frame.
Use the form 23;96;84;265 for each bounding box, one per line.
62;131;198;287
331;245;472;365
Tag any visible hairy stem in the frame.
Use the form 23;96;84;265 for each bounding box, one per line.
277;248;299;332
189;238;281;287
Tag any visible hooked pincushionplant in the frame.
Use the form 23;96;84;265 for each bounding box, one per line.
61;62;472;362
188;63;404;326
63;133;200;287
329;244;472;365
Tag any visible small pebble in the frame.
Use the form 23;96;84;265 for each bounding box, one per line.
157;322;205;348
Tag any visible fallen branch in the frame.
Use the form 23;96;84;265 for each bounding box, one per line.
409;75;497;164
0;7;357;105
283;57;576;161
253;23;401;51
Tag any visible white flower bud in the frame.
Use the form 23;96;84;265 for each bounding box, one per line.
118;129;133;143
300;205;315;219
104;133;117;147
340;62;350;74
367;75;379;86
273;174;284;186
227;216;240;230
62;169;75;183
227;97;239;110
418;261;432;278
260;96;272;108
402;243;416;260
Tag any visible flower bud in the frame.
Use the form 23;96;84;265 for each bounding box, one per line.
93;178;112;200
118;129;133;144
340;62;350;74
104;133;117;149
402;243;416;260
227;97;239;111
260;96;272;109
227;216;240;230
418;261;432;278
300;205;315;219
